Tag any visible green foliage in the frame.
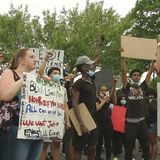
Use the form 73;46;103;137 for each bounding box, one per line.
122;0;160;73
0;0;159;75
131;0;160;38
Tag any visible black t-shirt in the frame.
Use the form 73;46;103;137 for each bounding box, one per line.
95;98;111;122
73;78;97;116
123;81;148;119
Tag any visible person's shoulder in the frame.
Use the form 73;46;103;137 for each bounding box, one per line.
123;83;130;90
73;78;83;84
0;69;13;77
0;69;15;85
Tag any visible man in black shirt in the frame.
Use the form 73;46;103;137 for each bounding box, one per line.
72;55;98;160
121;57;154;160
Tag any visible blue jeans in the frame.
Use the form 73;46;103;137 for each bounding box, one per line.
0;125;44;160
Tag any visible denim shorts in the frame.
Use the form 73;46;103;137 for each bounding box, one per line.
0;125;44;160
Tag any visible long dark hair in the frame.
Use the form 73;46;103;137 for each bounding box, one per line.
10;48;30;70
117;94;127;106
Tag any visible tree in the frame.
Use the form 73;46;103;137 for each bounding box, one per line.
0;4;43;61
119;0;160;74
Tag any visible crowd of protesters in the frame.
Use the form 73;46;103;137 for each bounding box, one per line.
0;40;159;160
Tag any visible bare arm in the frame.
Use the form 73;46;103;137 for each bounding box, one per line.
37;50;55;77
92;34;105;70
145;63;155;85
96;97;110;111
37;59;47;77
72;87;89;134
110;79;117;105
72;88;83;126
64;102;71;128
121;57;128;88
0;69;23;101
154;44;160;74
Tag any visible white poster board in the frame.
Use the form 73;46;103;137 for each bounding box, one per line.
17;73;65;140
32;48;64;77
121;36;157;60
157;83;160;137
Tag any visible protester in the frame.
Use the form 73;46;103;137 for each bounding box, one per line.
0;48;44;160
121;55;155;160
145;88;158;160
153;39;160;74
95;81;116;160
39;51;70;160
112;93;126;160
62;72;74;160
72;55;98;160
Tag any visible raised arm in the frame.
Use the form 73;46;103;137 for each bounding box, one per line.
110;79;117;105
121;57;128;88
37;50;55;77
153;43;160;74
145;63;155;85
92;34;105;70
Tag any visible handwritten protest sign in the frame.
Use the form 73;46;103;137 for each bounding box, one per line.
111;105;126;133
17;73;65;140
32;48;64;77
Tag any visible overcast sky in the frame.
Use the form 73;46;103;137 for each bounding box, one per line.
0;0;137;18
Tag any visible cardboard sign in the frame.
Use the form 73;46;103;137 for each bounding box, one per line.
121;36;157;60
17;73;65;140
32;48;64;77
111;105;126;133
67;103;97;136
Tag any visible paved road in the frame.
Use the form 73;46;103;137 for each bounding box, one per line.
81;140;160;160
50;140;160;160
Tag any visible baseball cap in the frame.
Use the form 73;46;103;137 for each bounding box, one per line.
75;55;94;66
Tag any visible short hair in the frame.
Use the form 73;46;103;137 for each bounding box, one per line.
47;67;61;76
129;69;141;77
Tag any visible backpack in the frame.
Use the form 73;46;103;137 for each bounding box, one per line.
0;70;20;134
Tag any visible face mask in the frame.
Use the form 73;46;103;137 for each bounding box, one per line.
120;99;126;105
88;70;95;77
52;74;61;83
149;99;153;103
132;79;139;83
99;93;105;97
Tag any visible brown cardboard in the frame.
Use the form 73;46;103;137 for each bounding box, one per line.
121;36;157;60
67;103;97;136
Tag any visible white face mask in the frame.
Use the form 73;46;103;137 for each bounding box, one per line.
99;93;105;97
120;99;126;105
87;70;95;77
